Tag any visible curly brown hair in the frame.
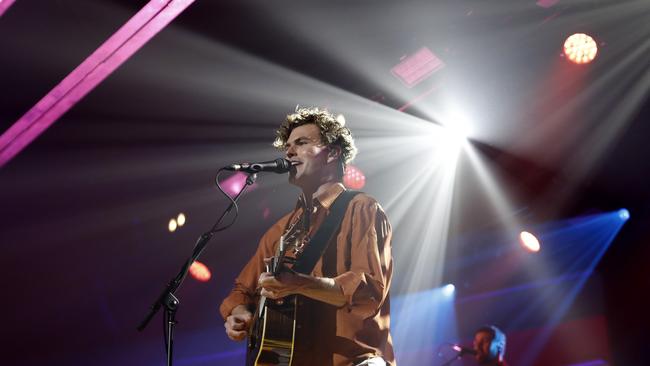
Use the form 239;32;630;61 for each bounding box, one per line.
273;106;357;165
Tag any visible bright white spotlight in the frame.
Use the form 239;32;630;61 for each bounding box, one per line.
447;123;468;143
442;284;455;296
177;212;186;226
439;107;473;150
436;123;468;156
618;209;630;221
168;218;178;232
519;231;541;253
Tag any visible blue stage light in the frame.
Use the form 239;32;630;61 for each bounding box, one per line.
442;284;455;296
618;209;630;221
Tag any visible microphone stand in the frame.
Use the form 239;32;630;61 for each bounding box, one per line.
137;171;258;366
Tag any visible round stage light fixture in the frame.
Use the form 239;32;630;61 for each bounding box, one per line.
189;260;212;282
177;213;186;226
442;284;455;296
563;33;598;64
343;165;366;190
519;231;541;253
618;208;630;221
168;218;178;232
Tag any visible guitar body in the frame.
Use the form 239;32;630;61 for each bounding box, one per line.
246;296;297;366
247;236;297;366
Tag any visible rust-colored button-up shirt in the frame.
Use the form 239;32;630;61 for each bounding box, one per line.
220;183;395;366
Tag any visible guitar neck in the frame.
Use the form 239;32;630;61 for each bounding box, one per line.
271;236;287;275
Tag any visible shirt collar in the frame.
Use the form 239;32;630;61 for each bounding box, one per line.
315;182;346;209
298;182;346;211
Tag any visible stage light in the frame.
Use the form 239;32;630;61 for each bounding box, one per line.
442;284;455;296
520;231;541;252
563;33;598;64
177;213;186;226
220;172;258;197
391;47;445;88
0;0;16;18
446;123;469;144
618;208;630;221
168;218;178;232
189;260;212;282
343;165;366;190
0;0;196;167
438;107;472;148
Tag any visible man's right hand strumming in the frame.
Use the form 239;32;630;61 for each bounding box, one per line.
224;304;252;341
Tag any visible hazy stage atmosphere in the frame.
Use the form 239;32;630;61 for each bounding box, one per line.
1;1;649;365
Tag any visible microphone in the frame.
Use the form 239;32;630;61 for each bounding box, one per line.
223;158;292;174
452;344;477;356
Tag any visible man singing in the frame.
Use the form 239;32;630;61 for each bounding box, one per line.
219;106;395;366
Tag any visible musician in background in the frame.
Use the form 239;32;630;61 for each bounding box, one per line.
473;325;508;366
219;106;395;366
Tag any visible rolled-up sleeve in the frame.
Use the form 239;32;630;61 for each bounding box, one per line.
333;198;393;319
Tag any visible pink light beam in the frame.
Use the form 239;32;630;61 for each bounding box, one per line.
0;0;17;18
0;0;195;167
391;47;445;88
220;172;259;198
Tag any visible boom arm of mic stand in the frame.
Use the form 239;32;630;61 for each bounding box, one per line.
137;172;258;350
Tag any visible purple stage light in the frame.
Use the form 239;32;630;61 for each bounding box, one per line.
565;360;607;366
391;47;445;88
0;0;16;17
0;0;196;167
221;172;258;197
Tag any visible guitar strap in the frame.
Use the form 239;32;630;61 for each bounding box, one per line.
291;190;361;275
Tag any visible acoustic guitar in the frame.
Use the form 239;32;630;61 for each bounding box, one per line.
246;236;297;366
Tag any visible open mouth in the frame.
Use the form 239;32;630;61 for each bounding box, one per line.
288;160;301;174
289;160;302;170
